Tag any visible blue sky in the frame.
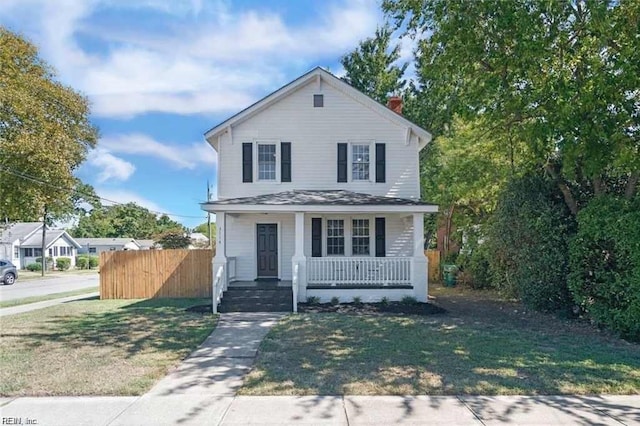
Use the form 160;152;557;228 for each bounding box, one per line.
0;0;414;228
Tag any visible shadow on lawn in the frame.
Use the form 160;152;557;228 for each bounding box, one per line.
6;298;216;358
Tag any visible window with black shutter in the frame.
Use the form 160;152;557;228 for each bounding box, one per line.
311;218;322;257
242;142;253;182
375;143;386;183
375;217;386;257
337;143;347;182
281;142;291;182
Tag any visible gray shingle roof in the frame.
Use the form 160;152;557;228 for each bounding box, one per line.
21;230;81;249
74;238;140;247
0;222;43;243
207;190;436;206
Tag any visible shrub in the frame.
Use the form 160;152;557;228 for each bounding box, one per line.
569;195;640;341
380;297;390;306
306;296;320;305
88;256;99;269
35;257;54;271
76;256;89;270
56;257;71;271
457;227;491;289
26;263;42;272
486;174;575;314
401;296;418;305
330;296;340;305
352;296;362;305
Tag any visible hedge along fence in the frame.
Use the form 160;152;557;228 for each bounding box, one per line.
100;249;214;299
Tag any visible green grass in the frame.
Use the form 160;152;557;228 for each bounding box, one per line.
242;311;640;396
0;298;217;396
0;287;99;308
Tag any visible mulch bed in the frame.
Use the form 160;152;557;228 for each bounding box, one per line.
186;302;447;316
298;301;447;316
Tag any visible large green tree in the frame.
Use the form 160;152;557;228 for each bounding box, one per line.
383;0;639;213
341;25;407;104
72;203;185;239
0;28;98;221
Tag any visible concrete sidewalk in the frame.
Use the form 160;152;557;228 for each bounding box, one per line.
0;292;99;317
1;395;638;425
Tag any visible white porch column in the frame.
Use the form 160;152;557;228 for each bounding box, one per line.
292;212;307;302
411;212;428;302
212;212;228;291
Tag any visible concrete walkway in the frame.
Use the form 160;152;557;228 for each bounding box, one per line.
1;312;639;425
0;291;99;317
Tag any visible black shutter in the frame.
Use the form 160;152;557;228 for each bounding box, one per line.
375;143;386;183
281;142;291;182
312;218;322;257
242;143;253;182
375;217;386;257
337;143;347;182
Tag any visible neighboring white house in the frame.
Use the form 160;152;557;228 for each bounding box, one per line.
76;238;141;255
201;67;438;308
136;239;157;250
0;222;81;269
189;232;210;249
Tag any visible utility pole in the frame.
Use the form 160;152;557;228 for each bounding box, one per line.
207;181;212;249
40;206;47;277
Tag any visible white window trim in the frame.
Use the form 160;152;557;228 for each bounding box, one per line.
347;140;375;183
322;215;375;257
255;140;280;183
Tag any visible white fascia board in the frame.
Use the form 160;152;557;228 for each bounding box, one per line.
201;204;438;214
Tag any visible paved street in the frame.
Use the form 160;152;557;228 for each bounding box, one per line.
0;273;99;301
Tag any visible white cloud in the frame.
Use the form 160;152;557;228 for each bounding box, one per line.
0;0;381;118
87;148;136;182
95;188;165;213
99;133;217;170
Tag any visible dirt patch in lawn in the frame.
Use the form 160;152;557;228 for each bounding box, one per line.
299;301;446;316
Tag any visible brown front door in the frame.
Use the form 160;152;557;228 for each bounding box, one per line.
257;224;278;278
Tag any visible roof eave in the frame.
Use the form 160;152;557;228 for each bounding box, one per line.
201;203;438;214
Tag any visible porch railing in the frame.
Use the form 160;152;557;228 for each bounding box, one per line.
227;256;237;283
307;257;411;286
212;265;225;314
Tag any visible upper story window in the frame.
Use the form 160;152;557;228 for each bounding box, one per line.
258;143;277;181
313;94;324;107
327;219;345;255
352;144;370;181
352;219;370;255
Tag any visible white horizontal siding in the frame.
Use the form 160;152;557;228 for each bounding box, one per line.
218;80;420;200
225;213;295;280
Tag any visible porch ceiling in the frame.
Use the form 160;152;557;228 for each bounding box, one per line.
202;190;438;213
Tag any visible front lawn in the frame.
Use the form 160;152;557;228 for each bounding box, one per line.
0;298;216;396
242;288;640;395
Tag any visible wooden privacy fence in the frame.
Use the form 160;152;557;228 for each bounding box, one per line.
425;249;441;282
100;249;213;299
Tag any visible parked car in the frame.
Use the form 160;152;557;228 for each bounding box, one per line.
0;259;18;285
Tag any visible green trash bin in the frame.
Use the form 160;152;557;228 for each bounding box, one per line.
442;264;458;287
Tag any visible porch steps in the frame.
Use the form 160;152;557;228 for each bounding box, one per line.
218;287;293;312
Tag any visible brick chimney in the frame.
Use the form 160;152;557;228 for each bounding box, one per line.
387;96;403;115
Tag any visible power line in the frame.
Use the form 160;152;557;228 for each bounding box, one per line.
0;165;207;220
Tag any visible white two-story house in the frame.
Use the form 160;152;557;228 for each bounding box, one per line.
202;67;437;311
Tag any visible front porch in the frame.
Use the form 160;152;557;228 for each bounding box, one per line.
203;190;438;312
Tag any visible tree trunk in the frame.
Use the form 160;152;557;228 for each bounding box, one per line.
545;164;579;215
625;172;639;200
592;175;604;196
40;207;47;277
